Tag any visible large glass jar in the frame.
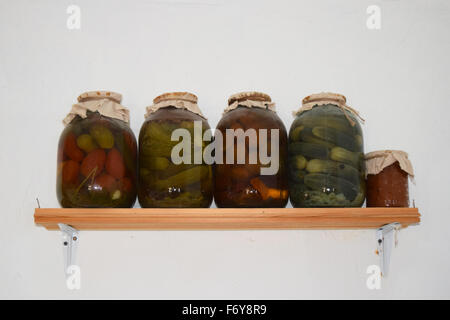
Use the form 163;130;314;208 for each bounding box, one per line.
214;92;289;208
138;92;213;208
57;91;137;208
289;93;365;207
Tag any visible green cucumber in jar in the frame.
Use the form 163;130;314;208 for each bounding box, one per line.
330;146;362;168
290;155;308;170
146;157;170;170
299;128;335;148
304;173;358;200
306;159;361;185
289;125;304;142
312;126;357;151
298;114;354;135
154;165;210;189
289;142;330;159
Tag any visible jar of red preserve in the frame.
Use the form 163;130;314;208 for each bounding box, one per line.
365;150;414;207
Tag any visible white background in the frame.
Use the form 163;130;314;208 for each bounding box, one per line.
0;0;449;299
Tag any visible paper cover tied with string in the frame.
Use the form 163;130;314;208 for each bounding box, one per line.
289;92;366;208
63;91;130;126
365;150;414;207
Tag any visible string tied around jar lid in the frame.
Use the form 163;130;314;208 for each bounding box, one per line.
144;92;206;119
293;92;365;127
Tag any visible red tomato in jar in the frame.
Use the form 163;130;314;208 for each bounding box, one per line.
62;160;80;184
94;174;116;192
119;177;133;192
106;148;125;179
64;133;84;162
80;149;106;177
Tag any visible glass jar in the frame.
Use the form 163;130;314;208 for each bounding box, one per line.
289;93;365;207
57;91;137;208
365;150;413;207
214;92;289;208
138;92;213;208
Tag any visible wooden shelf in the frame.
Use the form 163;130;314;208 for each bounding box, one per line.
34;207;420;231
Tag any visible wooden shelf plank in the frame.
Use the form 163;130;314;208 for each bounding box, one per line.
34;208;421;231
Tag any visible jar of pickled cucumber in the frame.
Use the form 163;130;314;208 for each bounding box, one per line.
365;150;414;207
138;92;213;208
57;91;138;208
214;92;289;208
289;93;365;207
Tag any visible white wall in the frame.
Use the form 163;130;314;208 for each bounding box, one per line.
1;0;449;299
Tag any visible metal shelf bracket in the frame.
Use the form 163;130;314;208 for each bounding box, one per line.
58;223;79;277
376;222;401;277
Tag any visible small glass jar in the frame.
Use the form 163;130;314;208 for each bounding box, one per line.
57;91;137;208
365;150;413;207
289;93;366;207
214;92;289;208
138;92;213;208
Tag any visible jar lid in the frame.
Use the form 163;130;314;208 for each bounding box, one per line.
365;150;414;178
153;92;198;104
145;91;205;119
228;91;272;105
293;92;364;126
63;90;129;126
224;91;276;113
77;91;122;103
302;92;346;105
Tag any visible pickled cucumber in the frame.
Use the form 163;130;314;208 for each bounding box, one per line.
90;125;114;149
304;173;358;200
154;165;210;189
143;122;174;142
289;142;330;159
140;138;175;158
312;126;357;151
142;191;207;208
306;159;360;185
114;133;136;172
302;190;351;207
146;157;170;170
351;190;365;207
292;155;307;170
76;134;98;153
330;146;362;167
299;128;335;148
289;125;304;142
298;113;354;135
157;163;197;179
